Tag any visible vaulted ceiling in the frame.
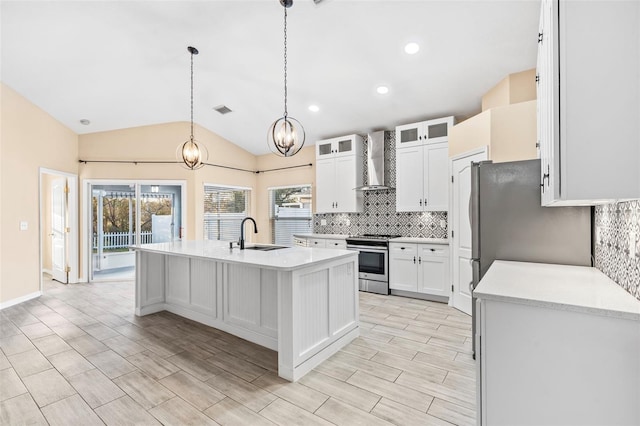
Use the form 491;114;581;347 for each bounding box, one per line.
1;0;540;155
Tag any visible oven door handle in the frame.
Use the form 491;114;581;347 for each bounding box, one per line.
346;245;388;253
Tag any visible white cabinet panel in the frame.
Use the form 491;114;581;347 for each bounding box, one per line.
424;143;449;211
537;0;640;205
308;238;327;248
330;262;357;335
166;255;190;307
190;258;217;316
294;269;330;358
138;251;165;308
396;146;424;212
224;264;262;329
315;135;363;213
396;142;449;212
389;243;450;299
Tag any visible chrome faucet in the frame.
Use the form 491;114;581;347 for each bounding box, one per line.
239;217;258;249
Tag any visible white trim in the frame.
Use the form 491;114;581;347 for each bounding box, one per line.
448;146;488;311
39;168;79;289
0;291;42;310
82;179;187;282
266;183;313;191
42;268;53;275
203;182;252;191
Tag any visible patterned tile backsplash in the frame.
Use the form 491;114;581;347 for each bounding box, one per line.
594;200;640;300
313;131;448;238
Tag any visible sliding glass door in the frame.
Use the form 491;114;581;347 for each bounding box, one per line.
89;181;184;281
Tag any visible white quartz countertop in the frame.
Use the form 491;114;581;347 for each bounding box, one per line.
293;233;347;240
474;261;640;321
132;240;356;271
389;237;449;245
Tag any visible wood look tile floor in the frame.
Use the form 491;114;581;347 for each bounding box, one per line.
0;277;475;425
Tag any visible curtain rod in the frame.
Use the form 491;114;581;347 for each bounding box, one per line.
78;159;313;174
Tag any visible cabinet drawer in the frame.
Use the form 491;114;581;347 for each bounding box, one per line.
420;245;449;258
389;243;417;256
308;238;327;248
326;240;346;249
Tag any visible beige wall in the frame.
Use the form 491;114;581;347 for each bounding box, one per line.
482;68;536;111
78;123;258;270
254;146;316;244
449;111;492;158
490;100;537;163
449;100;537;162
0;83;78;304
0;84;316;305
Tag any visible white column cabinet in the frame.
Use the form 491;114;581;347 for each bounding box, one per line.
315;135;364;213
389;242;449;300
537;0;640;205
396;142;449;212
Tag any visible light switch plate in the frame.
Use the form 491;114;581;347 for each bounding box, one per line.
630;232;636;258
320;219;327;226
345;219;350;226
19;221;28;231
440;219;447;228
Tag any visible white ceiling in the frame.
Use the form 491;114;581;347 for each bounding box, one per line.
1;0;541;155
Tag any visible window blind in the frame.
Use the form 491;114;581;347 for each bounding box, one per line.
203;185;250;242
269;186;312;246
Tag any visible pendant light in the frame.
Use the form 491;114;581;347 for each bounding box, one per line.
268;0;305;157
177;46;208;170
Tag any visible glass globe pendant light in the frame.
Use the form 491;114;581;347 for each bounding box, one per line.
268;0;305;157
177;46;208;169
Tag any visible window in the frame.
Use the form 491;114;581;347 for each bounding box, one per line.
269;185;312;246
203;185;250;241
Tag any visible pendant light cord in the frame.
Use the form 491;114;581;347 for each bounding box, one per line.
283;6;288;118
190;49;195;141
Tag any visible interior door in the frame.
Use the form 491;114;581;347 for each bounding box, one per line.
51;177;68;283
451;149;487;314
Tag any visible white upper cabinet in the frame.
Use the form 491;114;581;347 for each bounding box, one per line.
537;0;640;205
396;116;452;212
395;116;454;149
315;134;364;213
316;135;360;159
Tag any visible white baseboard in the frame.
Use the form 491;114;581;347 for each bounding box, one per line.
42;268;52;276
0;291;42;310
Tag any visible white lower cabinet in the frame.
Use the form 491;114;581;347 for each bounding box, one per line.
389;243;449;299
304;236;347;249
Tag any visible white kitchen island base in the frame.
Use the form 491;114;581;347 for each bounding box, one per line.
134;241;359;382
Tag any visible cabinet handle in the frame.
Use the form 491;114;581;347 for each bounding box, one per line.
418;135;422;140
538;32;543;43
419;199;422;206
400;247;406;250
430;248;435;252
418;257;422;264
413;256;416;264
335;202;338;208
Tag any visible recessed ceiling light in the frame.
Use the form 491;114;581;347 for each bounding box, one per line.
308;105;320;112
79;119;90;125
376;86;389;95
404;42;420;55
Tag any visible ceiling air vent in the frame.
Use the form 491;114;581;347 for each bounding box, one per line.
213;105;233;115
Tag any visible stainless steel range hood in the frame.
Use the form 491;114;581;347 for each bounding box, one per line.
356;131;394;191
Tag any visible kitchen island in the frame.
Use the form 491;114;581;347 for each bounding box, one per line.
133;240;359;381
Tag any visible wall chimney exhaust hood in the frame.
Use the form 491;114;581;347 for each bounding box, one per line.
355;131;394;191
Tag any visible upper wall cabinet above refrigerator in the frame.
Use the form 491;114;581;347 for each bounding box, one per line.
537;0;640;206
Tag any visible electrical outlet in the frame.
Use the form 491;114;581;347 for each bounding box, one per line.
320;219;327;226
345;219;350;226
19;221;28;231
440;219;447;228
596;227;602;245
630;232;636;259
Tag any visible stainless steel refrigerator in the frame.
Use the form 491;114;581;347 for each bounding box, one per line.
470;159;592;356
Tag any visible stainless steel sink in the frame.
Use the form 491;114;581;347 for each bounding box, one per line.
244;245;288;251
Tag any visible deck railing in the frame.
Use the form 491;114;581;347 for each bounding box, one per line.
93;231;153;250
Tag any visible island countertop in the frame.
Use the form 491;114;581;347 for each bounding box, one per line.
132;240;356;271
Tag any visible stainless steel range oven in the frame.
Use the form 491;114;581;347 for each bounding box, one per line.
346;234;400;295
